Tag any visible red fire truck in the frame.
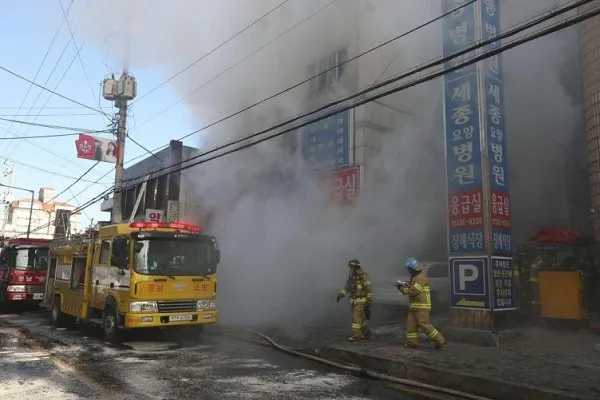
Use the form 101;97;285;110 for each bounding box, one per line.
0;237;51;307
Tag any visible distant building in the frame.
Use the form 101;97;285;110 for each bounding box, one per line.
0;187;80;239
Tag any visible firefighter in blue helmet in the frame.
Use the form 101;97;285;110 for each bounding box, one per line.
337;259;373;341
395;257;446;349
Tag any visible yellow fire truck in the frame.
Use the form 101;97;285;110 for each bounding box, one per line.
42;221;220;342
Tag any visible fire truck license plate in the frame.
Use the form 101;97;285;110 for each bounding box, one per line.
33;293;43;300
169;315;193;322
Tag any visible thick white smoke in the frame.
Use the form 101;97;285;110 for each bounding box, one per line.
75;0;589;326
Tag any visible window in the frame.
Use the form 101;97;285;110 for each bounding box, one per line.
427;263;449;278
70;257;86;291
309;48;348;93
99;240;111;264
49;257;57;279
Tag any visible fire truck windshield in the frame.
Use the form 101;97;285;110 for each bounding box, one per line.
14;247;49;271
133;238;218;277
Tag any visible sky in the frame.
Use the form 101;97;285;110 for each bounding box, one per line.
0;0;195;228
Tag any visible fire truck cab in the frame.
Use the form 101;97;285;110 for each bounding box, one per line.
44;221;220;342
0;237;51;307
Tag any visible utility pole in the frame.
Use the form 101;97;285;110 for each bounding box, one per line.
103;71;137;223
0;164;14;238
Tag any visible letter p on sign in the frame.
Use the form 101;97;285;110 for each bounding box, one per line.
459;264;478;291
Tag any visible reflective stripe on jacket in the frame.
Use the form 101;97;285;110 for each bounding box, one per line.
339;270;373;305
404;273;431;311
530;260;542;283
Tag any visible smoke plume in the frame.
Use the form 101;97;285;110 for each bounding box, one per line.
75;0;589;327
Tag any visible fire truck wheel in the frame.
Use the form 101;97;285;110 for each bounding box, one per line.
102;305;122;343
51;297;74;328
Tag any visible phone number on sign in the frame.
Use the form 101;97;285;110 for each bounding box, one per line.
451;217;484;228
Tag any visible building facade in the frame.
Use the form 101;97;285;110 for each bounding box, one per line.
1;187;80;239
101;140;200;225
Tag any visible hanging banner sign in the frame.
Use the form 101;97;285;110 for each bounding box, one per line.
75;134;119;164
321;165;361;205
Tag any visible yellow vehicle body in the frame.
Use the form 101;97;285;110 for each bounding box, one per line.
47;221;219;338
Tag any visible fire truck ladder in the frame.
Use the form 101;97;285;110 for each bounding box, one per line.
128;174;150;224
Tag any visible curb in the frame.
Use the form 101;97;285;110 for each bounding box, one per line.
309;346;585;400
440;326;521;347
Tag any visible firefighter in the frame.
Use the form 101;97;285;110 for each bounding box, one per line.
528;255;543;312
336;259;373;341
397;257;446;349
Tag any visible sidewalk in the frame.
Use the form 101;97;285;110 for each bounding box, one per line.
261;322;600;400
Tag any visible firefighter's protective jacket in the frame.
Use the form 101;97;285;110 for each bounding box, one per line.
530;258;542;283
401;272;432;311
339;269;373;306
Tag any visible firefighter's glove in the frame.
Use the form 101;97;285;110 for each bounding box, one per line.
364;306;371;320
336;293;344;302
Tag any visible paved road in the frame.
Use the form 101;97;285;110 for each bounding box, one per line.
0;325;98;399
0;310;435;400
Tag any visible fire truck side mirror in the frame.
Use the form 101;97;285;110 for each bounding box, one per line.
214;250;221;264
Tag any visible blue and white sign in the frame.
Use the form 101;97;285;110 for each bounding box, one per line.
300;110;351;171
443;0;486;254
442;0;477;79
491;256;516;311
444;73;483;193
450;257;490;310
480;0;513;254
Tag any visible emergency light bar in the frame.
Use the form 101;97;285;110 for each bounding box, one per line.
129;221;202;233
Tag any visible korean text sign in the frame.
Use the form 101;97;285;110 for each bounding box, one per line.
490;256;516;310
301;110;350;171
442;0;485;254
74;134;119;164
322;165;361;205
481;0;513;254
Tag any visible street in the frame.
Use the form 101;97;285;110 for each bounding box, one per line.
0;310;436;400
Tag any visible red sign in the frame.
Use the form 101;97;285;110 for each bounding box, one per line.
322;166;361;205
490;190;511;229
75;134;120;164
148;283;164;292
448;189;484;229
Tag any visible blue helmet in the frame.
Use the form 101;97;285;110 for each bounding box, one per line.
404;257;419;269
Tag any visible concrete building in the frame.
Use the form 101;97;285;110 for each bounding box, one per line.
100;1;591;251
580;4;600;242
100;140;201;224
0;187;80;239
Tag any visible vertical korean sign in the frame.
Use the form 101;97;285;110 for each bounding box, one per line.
442;0;485;254
480;0;513;255
300;110;352;172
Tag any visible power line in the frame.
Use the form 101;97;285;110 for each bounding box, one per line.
0;113;99;117
130;0;339;133
0;0;72;144
37;0;596;229
0;63;106;114
0;155;111;184
126;134;163;161
4;41;84;158
132;0;292;105
122;0;595;185
127;0;477;160
0;117;110;134
2;42;111;179
58;0;97;108
42;161;100;206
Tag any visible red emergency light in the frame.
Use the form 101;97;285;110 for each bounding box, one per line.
129;221;202;233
